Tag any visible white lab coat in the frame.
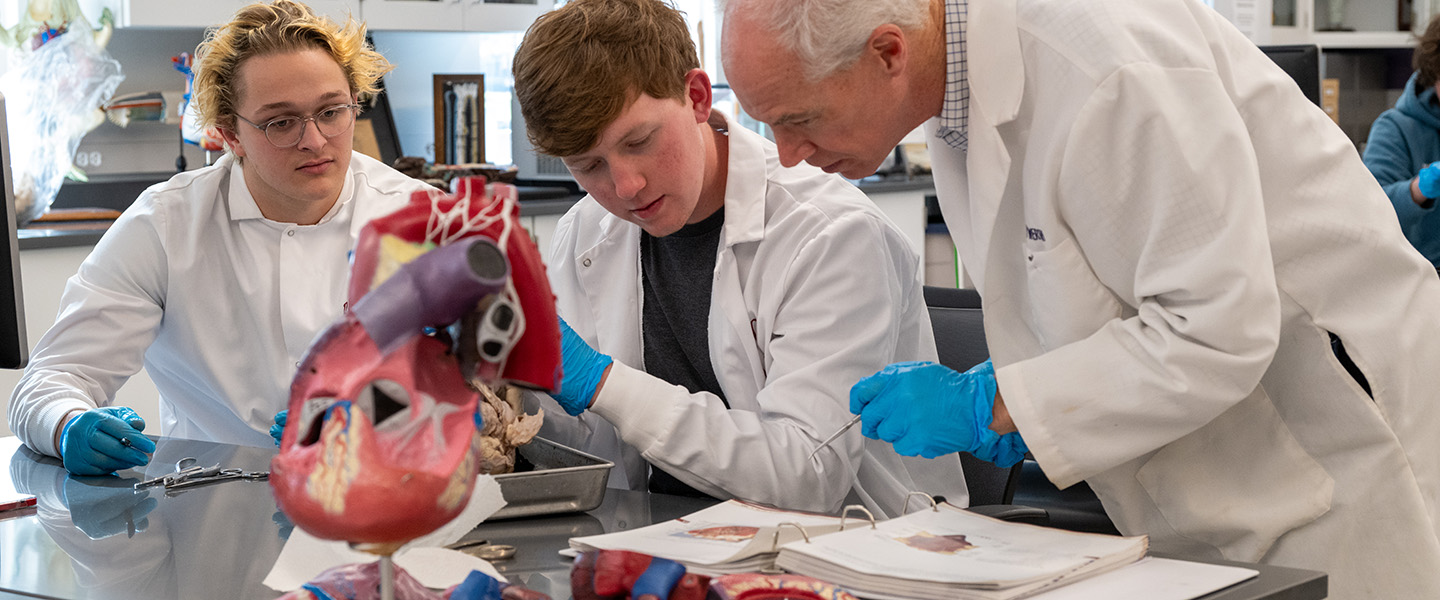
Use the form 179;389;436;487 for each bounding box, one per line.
10;152;434;457
530;111;969;517
929;0;1440;597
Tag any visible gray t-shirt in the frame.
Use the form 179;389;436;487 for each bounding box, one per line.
641;207;727;497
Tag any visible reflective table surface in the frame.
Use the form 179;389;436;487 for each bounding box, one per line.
0;436;1323;599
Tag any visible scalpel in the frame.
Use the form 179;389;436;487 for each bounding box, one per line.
808;414;863;460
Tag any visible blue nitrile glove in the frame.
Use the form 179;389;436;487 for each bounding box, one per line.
63;475;158;540
556;317;613;416
272;510;295;541
850;360;1028;466
448;569;507;599
270;410;287;447
59;407;155;476
447;568;553;600
630;557;689;598
1420;162;1440;200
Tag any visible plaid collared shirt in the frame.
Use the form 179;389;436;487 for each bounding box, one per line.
935;0;970;152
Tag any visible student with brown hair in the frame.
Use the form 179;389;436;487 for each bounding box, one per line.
8;0;433;475
513;0;966;516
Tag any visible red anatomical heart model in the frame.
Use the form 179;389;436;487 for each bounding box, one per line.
270;177;561;549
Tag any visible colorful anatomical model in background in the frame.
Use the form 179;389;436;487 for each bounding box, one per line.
270;177;561;551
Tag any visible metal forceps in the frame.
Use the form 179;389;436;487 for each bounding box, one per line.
808;414;863;461
163;467;269;494
133;457;219;491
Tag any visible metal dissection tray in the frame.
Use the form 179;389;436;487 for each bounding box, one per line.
490;436;613;520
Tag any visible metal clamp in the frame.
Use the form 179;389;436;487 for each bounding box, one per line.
161;468;270;495
903;491;940;514
134;457;219;490
769;521;813;552
839;505;878;530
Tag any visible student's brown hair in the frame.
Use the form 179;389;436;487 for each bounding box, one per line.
1416;13;1440;89
512;0;700;157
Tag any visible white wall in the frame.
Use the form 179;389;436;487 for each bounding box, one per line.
0;245;160;437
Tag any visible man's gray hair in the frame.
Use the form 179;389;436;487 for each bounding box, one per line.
723;0;929;80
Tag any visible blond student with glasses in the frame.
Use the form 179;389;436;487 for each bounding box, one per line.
8;0;435;475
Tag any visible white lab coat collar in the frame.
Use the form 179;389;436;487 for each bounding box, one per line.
932;0;1023;291
715;110;769;249
967;0;1024;127
224;153;356;225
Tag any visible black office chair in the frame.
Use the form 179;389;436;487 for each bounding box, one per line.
923;286;1116;532
1011;461;1118;534
922;286;1025;508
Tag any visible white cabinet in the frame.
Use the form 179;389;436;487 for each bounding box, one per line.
51;0;543;33
1220;0;1435;48
361;0;553;32
117;0;361;28
1264;0;1314;44
1311;0;1431;48
864;188;930;282
517;213;561;268
118;1;247;28
528;213;560;267
0;245;160;437
360;0;463;31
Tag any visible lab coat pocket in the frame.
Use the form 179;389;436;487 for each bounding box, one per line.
1135;389;1334;562
1024;237;1123;349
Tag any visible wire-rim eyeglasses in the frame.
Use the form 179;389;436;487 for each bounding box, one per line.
234;103;361;148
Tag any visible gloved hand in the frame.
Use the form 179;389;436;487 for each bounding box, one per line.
59;406;155;476
63;475;158;539
571;550;710;600
555;317;613;416
448;569;553;600
270;410;287;447
1419;162;1440;200
850;360;1028;466
272;510;294;541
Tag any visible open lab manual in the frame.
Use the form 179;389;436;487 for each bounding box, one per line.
570;500;848;575
571;499;1153;599
773;501;1148;600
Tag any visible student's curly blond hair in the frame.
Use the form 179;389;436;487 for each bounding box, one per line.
192;0;391;132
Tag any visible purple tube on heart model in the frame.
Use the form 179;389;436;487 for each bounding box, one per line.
351;237;510;355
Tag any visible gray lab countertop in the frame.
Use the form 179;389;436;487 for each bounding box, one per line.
0;435;1325;600
853;174;936;194
20;171;937;251
18;175;584;251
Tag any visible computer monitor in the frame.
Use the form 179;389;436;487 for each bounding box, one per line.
510;94;579;185
1259;44;1322;107
0;93;27;369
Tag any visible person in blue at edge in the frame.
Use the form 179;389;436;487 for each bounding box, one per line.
1363;13;1440;269
6;0;434;476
